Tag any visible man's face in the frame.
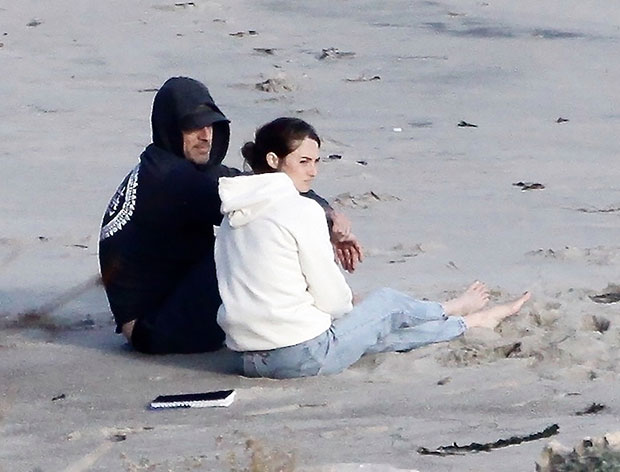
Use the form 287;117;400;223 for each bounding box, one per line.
182;125;213;164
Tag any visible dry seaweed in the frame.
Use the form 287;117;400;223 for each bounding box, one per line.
418;424;559;456
590;292;620;304
457;120;478;127
575;403;606;416
513;181;546;191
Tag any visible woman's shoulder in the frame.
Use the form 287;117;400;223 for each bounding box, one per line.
269;194;326;236
280;191;324;215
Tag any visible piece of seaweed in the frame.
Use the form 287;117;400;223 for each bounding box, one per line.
590;293;620;304
417;424;560;456
575;403;606;416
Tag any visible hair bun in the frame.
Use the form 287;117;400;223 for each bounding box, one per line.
241;141;256;162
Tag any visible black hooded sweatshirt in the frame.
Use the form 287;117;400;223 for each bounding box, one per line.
99;77;330;335
99;77;241;333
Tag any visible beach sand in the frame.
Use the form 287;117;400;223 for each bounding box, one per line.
1;1;619;470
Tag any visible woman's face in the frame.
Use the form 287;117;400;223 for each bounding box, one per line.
277;137;320;193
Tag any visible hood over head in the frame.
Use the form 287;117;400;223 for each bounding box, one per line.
151;77;230;166
219;173;297;227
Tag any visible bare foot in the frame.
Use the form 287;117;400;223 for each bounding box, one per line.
442;281;490;316
464;292;531;329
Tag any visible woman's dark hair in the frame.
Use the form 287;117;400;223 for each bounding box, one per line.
242;117;321;173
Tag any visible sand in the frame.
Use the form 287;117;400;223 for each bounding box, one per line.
1;0;619;471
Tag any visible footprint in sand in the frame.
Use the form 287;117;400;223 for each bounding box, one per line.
294;107;321;116
581;315;610;333
254;73;296;93
255;77;295;93
318;47;356;60
345;74;381;82
229;73;297;94
537;432;620;472
575;205;620;214
526;246;620;265
365;243;424;264
334;191;400;209
306;465;419;472
253;47;276;55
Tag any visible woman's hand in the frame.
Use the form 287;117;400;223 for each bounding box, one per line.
333;234;364;272
327;210;363;272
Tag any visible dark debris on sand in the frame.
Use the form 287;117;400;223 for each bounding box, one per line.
590;292;620;304
575;403;606;416
418;424;560;456
513;181;545;191
230;30;258;38
319;47;356;60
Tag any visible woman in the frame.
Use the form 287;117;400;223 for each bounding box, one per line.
215;117;530;378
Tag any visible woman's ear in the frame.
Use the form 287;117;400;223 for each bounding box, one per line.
266;152;279;170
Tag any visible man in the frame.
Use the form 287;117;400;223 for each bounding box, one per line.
99;76;361;354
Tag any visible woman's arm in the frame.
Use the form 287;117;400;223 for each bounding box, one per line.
302;192;364;272
296;202;353;316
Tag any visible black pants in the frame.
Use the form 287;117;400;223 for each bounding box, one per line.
130;256;225;354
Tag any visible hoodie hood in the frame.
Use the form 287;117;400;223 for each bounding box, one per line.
219;173;297;227
151;77;230;166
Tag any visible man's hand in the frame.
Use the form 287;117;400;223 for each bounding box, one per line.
328;210;352;242
333;235;364;273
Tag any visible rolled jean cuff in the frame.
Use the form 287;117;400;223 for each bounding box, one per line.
453;315;468;333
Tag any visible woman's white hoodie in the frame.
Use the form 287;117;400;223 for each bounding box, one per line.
215;173;353;351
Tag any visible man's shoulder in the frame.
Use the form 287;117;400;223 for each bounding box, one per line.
142;155;214;191
209;164;243;178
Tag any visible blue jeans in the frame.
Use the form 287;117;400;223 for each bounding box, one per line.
241;287;467;378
